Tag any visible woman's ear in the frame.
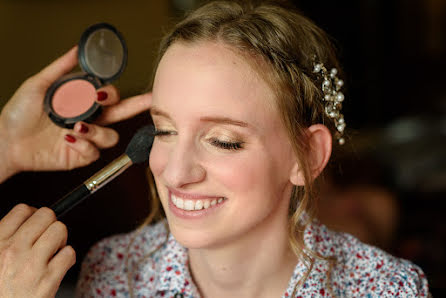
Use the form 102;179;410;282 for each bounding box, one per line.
289;124;332;185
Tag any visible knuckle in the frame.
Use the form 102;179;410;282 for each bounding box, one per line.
12;204;34;217
37;207;57;222
52;221;68;236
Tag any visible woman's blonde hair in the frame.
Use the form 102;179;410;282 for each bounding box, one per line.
141;0;342;291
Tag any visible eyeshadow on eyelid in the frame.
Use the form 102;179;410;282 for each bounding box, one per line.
208;131;243;142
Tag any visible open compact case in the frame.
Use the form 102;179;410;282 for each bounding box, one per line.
44;23;127;128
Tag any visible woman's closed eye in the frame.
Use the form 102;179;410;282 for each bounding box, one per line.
154;128;244;151
209;138;244;150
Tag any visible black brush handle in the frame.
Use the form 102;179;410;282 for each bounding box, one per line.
51;184;90;218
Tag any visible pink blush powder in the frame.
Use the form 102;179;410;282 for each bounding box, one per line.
52;79;96;118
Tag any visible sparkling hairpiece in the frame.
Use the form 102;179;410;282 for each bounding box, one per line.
313;62;346;145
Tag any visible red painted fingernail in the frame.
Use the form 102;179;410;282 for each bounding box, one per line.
79;123;89;133
97;91;108;101
64;134;76;143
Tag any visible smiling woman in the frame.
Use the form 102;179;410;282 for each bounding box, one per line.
75;1;429;297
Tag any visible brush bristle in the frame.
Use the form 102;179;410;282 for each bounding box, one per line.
125;125;155;164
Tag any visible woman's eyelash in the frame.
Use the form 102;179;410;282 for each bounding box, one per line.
210;139;244;150
153;129;176;136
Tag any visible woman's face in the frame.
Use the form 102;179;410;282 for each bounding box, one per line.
150;41;297;249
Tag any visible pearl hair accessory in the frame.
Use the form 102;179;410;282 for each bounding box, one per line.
313;61;346;145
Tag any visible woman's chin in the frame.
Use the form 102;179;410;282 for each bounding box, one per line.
168;223;231;250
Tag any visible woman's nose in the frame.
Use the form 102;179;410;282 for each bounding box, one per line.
162;138;206;188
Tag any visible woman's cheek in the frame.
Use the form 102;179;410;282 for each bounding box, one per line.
205;150;266;194
149;141;169;177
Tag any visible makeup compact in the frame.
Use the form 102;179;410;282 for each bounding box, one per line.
44;23;127;128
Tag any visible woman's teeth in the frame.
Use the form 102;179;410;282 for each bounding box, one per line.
171;194;226;211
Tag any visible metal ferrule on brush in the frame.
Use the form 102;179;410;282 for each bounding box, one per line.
84;154;132;193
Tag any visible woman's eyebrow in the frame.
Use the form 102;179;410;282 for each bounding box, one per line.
151;106;253;130
150;106;171;119
199;116;250;128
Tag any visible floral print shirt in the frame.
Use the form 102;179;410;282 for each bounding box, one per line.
76;220;429;297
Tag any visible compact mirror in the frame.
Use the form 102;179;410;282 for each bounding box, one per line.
79;23;127;83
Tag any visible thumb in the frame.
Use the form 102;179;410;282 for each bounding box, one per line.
36;46;79;87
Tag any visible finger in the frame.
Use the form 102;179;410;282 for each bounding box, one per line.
36;46;79;87
45;246;76;295
73;122;119;149
96;85;120;106
33;221;68;264
96;92;152;125
63;134;100;168
0;204;37;241
12;207;56;248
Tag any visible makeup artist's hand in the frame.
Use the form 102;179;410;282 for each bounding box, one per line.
0;47;152;183
0;204;75;297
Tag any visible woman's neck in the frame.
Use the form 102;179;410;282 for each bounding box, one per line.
188;202;299;298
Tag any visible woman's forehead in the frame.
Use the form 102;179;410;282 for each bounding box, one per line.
153;41;277;115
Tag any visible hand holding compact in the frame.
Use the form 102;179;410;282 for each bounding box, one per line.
0;204;75;298
0;46;152;182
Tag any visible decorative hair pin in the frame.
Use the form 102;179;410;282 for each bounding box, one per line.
313;62;346;145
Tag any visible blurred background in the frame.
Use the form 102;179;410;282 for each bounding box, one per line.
0;0;445;296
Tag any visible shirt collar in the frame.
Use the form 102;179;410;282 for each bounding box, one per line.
146;232;199;296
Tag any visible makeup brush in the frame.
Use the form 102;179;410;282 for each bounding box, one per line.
51;125;155;218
